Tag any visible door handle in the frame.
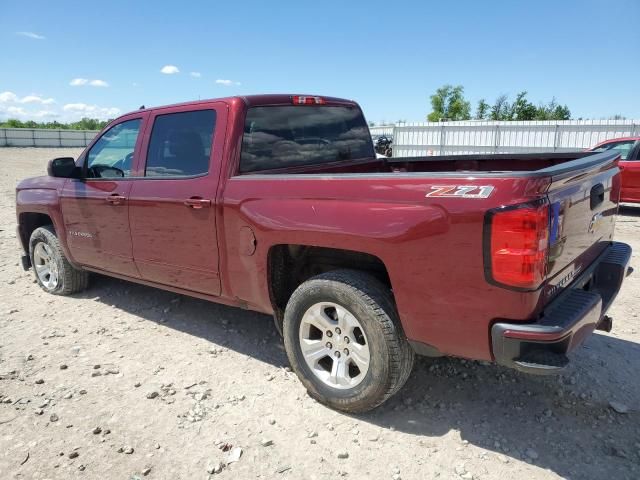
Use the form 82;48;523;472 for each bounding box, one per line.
106;194;126;205
590;183;604;210
184;197;211;209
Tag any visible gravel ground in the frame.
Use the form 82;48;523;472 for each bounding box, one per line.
0;147;639;480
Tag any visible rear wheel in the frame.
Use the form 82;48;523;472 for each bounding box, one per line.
283;270;414;413
29;225;89;295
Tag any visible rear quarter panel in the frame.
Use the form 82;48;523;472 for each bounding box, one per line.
221;173;552;361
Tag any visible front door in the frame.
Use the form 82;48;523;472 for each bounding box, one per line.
128;104;225;295
619;141;640;203
60;116;144;277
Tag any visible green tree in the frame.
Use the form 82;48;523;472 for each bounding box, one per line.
427;84;471;122
510;91;537;120
534;98;571;120
475;99;490;120
0;117;111;130
490;94;510;120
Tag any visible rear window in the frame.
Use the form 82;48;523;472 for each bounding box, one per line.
239;106;374;173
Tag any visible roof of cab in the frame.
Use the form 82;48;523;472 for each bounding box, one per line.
115;94;356;120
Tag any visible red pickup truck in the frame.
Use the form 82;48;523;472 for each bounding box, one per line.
588;137;640;203
15;95;632;412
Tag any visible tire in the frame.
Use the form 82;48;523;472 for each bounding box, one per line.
29;225;89;295
283;270;414;413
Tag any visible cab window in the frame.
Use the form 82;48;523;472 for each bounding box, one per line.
86;119;141;178
145;110;216;177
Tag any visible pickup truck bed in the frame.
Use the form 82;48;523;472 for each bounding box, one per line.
15;94;632;412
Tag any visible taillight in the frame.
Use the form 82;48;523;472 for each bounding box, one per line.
484;201;550;290
292;95;325;105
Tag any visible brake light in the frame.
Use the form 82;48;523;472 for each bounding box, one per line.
292;95;325;105
484;202;550;289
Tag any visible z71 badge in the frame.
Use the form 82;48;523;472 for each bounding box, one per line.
425;185;494;199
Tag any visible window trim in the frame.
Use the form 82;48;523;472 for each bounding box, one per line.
141;108;217;180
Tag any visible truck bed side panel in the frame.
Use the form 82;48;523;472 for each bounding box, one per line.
222;174;550;361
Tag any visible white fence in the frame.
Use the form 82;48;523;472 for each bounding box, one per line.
0;128;99;147
371;120;640;157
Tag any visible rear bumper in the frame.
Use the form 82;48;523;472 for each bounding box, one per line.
491;241;632;374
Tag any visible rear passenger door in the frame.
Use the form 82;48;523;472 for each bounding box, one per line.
128;104;227;295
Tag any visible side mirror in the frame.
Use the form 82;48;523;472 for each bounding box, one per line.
47;157;80;178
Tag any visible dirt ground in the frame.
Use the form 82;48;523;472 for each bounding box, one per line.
0;147;639;480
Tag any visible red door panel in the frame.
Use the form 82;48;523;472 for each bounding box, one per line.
129;179;219;294
619;160;640;203
128;103;227;296
60;180;139;277
59;114;146;277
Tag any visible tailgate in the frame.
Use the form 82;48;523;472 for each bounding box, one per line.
543;152;621;298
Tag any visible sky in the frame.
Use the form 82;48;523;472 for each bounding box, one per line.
1;0;639;124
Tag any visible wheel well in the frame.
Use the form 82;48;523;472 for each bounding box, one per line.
268;245;392;327
19;212;53;250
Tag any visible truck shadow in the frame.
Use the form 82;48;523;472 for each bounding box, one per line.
83;274;639;480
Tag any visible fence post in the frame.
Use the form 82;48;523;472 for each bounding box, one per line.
439;123;446;155
632;124;637;136
553;124;560;152
391;124;398;157
59;129;62;147
83;131;88;146
32;128;36;147
494;124;500;153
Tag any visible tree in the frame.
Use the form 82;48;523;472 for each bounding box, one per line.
490;94;510;120
534;98;571;120
510;91;537;120
427;84;471;122
0;117;112;130
475;99;490;120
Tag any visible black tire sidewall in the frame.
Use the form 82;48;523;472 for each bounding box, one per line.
284;277;394;410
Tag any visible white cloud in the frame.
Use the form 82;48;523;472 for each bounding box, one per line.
0;91;55;105
20;95;55;105
215;79;241;86
161;65;180;74
6;106;27;116
0;91;18;103
70;78;109;87
190;72;202;78
0;90;119;122
16;31;45;40
62;103;120;119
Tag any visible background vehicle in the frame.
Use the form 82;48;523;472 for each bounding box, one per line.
374;135;393;157
16;95;631;412
588;137;640;203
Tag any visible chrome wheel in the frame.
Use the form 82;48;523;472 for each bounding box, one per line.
33;242;59;290
299;302;370;390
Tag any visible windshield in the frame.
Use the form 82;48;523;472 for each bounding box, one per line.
240;105;374;173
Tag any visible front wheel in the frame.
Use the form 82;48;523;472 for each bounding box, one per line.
283;270;414;413
29;225;89;295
